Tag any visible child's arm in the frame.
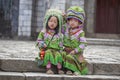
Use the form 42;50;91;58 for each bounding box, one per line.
74;31;87;53
36;32;46;49
59;34;65;52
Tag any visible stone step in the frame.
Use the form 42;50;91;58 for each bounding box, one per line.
0;72;120;80
87;38;120;46
0;58;45;72
0;58;120;75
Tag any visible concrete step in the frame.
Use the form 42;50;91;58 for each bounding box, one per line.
0;58;45;72
87;38;120;46
0;72;120;80
0;58;120;75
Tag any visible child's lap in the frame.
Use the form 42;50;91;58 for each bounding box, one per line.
43;49;63;65
61;51;85;62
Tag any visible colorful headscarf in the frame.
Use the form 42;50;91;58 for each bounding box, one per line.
42;9;63;34
67;6;85;23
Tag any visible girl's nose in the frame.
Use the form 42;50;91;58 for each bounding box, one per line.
51;23;54;26
71;21;74;25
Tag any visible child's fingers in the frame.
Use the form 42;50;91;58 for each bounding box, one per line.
69;50;75;55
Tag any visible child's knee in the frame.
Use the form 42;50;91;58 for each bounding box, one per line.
79;54;85;62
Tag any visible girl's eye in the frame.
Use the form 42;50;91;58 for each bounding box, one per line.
49;20;53;22
75;20;78;22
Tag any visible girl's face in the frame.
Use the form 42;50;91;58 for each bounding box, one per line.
48;16;58;30
68;18;81;29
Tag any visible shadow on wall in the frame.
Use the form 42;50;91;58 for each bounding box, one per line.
0;8;12;39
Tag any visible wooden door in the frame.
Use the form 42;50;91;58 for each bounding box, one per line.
96;0;120;34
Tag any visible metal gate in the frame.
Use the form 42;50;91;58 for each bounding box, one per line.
0;0;19;38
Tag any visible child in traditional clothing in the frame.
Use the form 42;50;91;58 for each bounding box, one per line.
62;6;88;75
36;9;64;74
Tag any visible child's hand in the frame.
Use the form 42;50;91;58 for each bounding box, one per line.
38;42;46;48
43;44;47;48
62;11;66;17
69;50;75;55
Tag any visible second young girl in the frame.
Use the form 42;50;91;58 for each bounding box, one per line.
62;6;88;75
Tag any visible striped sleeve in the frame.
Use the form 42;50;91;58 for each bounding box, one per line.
74;31;87;53
36;32;44;48
59;34;64;51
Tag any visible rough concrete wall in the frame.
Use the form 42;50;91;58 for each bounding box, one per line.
30;0;47;39
31;0;46;32
11;0;19;37
71;0;84;8
18;0;33;37
85;0;96;34
50;0;66;11
32;0;66;33
66;0;84;10
18;0;86;38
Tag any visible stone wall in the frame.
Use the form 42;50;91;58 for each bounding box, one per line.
31;0;66;39
65;0;84;10
70;0;84;8
0;0;19;38
34;0;66;32
31;0;46;39
18;0;84;39
50;0;66;11
84;0;96;34
18;0;33;37
11;0;19;37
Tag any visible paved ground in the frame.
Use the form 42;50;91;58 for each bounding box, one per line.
0;40;120;64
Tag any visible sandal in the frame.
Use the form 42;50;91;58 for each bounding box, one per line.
58;70;64;74
46;69;54;74
66;70;73;75
73;72;80;76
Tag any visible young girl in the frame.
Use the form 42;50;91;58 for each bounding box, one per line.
36;9;64;74
62;6;88;75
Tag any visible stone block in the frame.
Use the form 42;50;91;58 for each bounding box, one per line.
23;10;32;15
0;72;120;80
64;75;120;80
18;31;22;36
0;72;25;80
0;58;45;72
37;0;44;6
20;4;32;10
23;21;31;27
93;63;120;75
20;0;32;5
0;60;1;70
25;73;62;80
25;32;31;37
87;38;120;46
85;0;96;14
24;73;120;80
87;63;93;75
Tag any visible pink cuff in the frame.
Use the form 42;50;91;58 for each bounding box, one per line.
46;61;51;69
